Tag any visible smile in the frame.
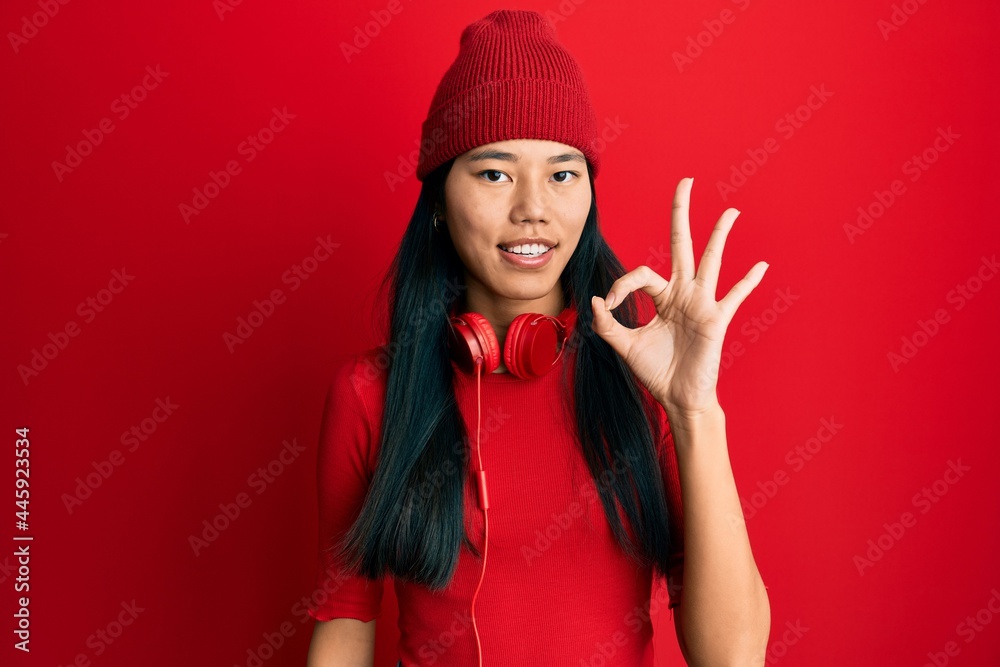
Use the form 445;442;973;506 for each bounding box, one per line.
497;244;556;269
497;243;554;257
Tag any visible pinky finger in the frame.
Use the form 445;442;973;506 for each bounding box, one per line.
718;261;769;317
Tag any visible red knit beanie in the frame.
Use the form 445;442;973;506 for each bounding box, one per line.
416;9;601;182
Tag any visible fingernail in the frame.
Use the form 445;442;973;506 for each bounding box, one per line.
605;293;616;309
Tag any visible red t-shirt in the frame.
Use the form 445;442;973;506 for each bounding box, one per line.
309;333;685;666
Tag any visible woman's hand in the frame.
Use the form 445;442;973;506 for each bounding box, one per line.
590;177;768;419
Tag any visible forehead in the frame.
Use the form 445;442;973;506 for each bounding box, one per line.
459;139;585;161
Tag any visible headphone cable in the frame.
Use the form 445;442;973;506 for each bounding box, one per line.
470;357;489;667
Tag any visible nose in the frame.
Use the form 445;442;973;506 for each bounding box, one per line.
509;175;548;224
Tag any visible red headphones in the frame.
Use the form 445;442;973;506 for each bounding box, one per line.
447;305;577;379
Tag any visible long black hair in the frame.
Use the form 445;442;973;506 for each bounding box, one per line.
331;158;678;589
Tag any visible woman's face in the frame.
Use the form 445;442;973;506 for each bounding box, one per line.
442;138;592;316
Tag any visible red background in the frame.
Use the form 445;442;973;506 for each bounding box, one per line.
3;1;999;665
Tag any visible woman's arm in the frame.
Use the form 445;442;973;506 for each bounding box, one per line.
668;402;770;666
588;177;772;663
306;618;377;667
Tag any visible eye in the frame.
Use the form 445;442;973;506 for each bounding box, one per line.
552;170;580;183
477;169;510;183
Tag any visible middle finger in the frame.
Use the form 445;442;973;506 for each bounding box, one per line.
671;178;695;280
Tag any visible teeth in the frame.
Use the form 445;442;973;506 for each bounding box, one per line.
502;243;551;256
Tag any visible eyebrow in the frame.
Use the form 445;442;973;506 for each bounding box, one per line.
465;149;586;166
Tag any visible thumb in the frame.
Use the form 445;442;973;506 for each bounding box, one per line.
590;295;630;359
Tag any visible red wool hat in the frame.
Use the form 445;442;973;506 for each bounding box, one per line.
416;9;601;181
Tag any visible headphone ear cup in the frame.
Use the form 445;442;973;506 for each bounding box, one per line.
449;312;500;375
504;312;564;379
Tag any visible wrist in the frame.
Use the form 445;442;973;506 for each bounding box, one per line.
663;400;726;433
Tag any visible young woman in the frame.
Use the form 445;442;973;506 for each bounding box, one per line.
307;10;769;666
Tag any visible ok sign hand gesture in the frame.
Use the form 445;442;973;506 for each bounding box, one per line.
590;178;769;419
